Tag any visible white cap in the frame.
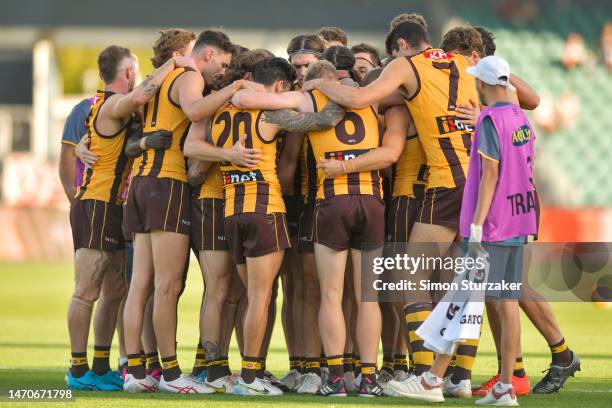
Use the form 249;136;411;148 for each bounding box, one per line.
466;56;511;87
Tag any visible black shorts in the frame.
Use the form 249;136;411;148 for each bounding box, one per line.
70;199;124;251
284;195;303;238
123;176;190;236
191;197;228;251
297;201;315;253
314;195;385;251
416;185;464;230
224;212;291;264
386;195;423;243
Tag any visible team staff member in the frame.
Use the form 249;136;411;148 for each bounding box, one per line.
122;30;257;394
68;45;186;391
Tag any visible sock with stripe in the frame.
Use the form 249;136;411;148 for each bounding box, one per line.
326;355;344;379
497;354;502;374
320;352;328;370
452;338;479;383
549;338;572;366
304;357;321;376
361;363;377;383
206;358;229;382
381;353;395;374
343;353;354;373
161;355;181;382
127;353;146;379
408;353;415;374
404;303;434;375
91;345;111;375
70;352;89;378
241;356;261;384
394;354;409;373
221;355;232;376
192;342;206;376
289;356;301;372
146;351;161;374
300;356;306;374
513;356;526;378
256;358;266;379
444;355;457;378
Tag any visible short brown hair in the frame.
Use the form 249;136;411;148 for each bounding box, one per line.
389;13;429;32
350;43;381;67
193;30;233;54
151;28;196;68
440;26;484;57
223;48;275;85
317;26;348;46
287;34;327;58
98;45;131;83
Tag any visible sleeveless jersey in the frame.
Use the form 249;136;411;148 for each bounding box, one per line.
196;163;224;200
307;90;382;200
210;103;285;217
76;90;133;205
404;49;478;189
392;134;428;199
132;67;194;182
300;137;317;203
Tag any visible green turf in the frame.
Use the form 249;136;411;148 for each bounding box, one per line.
0;261;611;407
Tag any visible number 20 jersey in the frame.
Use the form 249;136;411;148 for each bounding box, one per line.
307;89;382;200
210;103;285;218
404;49;478;189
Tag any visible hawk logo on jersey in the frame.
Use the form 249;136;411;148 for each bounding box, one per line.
324;148;372;161
436;115;475;135
512;125;532;146
222;169;265;185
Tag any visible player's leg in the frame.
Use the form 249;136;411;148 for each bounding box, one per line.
142;295;161;380
224;270;244;355
258;276;279;385
380;302;399;383
342;263;358;390
150;230;189;381
92;250;125;380
279;255;298;372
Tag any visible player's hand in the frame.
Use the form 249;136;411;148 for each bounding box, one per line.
301;79;322;91
144;130;173;150
456;99;480;127
237;80;266;93
465;223;485;265
317;157;344;178
76;136;98;167
228;134;262;168
174;56;198;71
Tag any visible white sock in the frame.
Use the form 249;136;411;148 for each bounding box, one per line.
495;382;513;392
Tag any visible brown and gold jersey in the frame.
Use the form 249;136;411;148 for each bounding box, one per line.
404;49;477;189
300;137;317;203
76;90;133;205
392;134;427;199
132;67;194;182
210;103;285;217
196;163;224;200
307;90;382;200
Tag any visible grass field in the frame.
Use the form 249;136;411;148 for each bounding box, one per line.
0;261;611;407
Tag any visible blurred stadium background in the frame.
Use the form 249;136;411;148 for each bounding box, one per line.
0;0;610;259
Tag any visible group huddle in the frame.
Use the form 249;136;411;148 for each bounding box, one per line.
61;12;582;406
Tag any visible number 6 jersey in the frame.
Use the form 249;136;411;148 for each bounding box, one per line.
307;89;382;200
210;103;285;217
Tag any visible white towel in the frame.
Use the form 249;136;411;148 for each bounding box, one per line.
416;248;490;355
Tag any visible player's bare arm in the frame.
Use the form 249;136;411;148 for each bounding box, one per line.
75;135;98;166
277;132;304;195
105;56;195;121
317;104;410;177
302;57;416;109
231;89;307;111
472;155;499;225
187;159;209;187
59;143;77;203
183;118;262;167
510;74;540;110
261;101;345;132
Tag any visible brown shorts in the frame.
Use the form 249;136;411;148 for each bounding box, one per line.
191;197;228;251
123;176;190;237
386;195;423;243
416;186;464;230
314;195;385;251
297;201;315;253
70;199;124;251
224;212;291;264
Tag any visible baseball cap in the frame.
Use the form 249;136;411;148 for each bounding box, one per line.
466;55;511;87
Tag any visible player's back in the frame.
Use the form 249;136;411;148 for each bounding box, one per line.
307;89;382;200
210;103;285;217
405;48;477;190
